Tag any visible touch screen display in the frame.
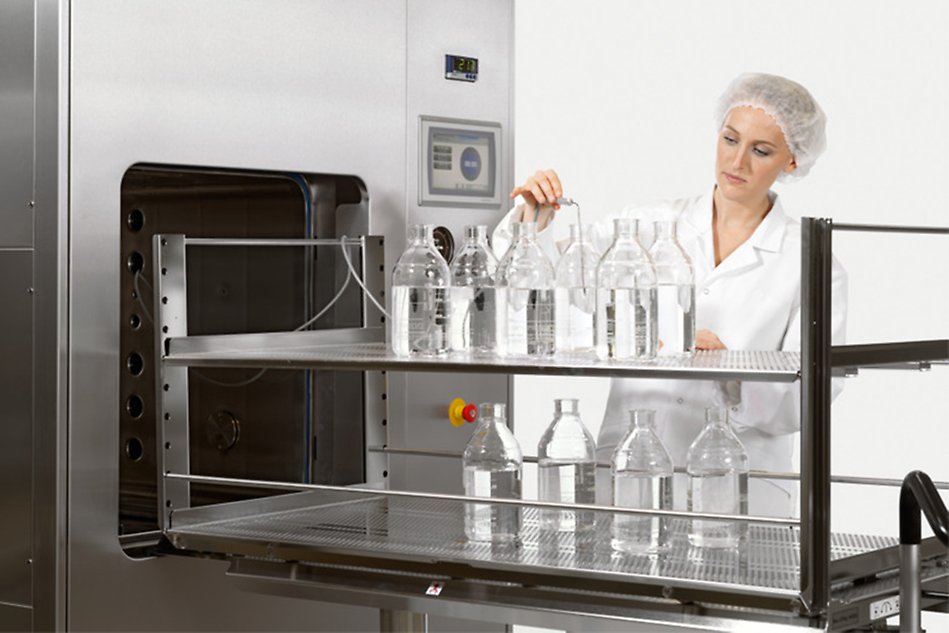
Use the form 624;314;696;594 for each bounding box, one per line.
429;129;494;197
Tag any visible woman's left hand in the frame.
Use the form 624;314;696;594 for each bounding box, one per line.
695;329;727;350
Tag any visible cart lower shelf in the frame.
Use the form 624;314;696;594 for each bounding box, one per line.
165;489;919;610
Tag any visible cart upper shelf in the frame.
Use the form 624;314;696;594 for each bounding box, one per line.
164;329;802;382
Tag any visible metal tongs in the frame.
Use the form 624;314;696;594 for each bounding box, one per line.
528;196;590;297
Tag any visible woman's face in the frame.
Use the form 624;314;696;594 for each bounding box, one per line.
715;106;797;205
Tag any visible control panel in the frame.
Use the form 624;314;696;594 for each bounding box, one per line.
418;116;502;208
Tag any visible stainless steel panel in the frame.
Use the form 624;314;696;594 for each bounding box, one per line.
69;1;407;629
227;559;816;632
0;252;32;607
171;328;384;355
0;0;34;248
396;0;516;536
32;0;69;628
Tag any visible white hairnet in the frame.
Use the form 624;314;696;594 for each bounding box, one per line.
716;73;827;181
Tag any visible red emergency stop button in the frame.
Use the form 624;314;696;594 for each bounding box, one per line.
449;398;479;427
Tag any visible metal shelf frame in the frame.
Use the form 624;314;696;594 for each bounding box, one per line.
150;220;949;629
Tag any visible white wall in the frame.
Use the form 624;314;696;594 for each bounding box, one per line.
512;0;948;628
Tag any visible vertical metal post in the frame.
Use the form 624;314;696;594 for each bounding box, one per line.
153;234;191;529
363;236;389;484
799;218;833;615
899;543;923;632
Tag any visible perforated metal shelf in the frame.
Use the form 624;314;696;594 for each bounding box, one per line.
167;490;893;601
165;338;801;382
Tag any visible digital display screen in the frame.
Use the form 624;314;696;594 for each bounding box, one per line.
429;129;494;197
419;117;500;207
445;54;479;82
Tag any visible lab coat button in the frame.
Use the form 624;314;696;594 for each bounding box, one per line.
731;406;738;412
703;288;710;295
676;398;684;405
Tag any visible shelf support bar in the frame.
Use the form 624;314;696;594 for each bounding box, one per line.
799;218;833;616
154;234;192;530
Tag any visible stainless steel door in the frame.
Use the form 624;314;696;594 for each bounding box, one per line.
65;0;513;630
68;2;405;629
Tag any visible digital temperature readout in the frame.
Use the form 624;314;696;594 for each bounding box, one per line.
445;54;479;82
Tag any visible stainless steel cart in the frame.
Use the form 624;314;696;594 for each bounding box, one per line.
145;221;949;632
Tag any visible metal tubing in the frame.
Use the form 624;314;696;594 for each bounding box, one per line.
899;543;923;633
832;222;949;235
163;472;799;525
366;446;949;488
379;610;428;633
184;237;366;247
799;218;833;615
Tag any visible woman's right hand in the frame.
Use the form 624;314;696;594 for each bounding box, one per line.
509;169;564;230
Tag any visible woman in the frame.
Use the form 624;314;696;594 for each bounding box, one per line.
494;73;847;517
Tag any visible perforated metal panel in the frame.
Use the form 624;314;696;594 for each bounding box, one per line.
166;343;801;383
168;492;895;599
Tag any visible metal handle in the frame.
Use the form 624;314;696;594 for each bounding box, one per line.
899;470;949;633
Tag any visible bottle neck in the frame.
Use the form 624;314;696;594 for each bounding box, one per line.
479;402;506;422
512;221;538;243
407;224;433;246
464;224;489;245
612;217;639;240
655;220;677;242
704;407;730;430
630;409;656;431
554;398;579;417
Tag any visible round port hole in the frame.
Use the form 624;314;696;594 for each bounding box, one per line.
126;394;144;419
127;209;145;232
127;251;145;274
127;352;144;376
125;437;144;462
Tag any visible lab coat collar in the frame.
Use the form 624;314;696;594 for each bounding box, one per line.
683;188;789;254
689;188;791;282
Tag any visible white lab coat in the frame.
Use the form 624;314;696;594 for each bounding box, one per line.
493;189;848;517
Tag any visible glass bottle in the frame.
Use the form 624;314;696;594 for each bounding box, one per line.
450;225;498;355
462;402;523;543
496;222;556;357
595;218;658;360
687;407;749;549
554;224;600;355
610;409;674;553
650;220;695;356
537;398;597;533
391;224;450;356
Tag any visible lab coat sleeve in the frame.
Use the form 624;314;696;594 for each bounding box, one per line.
728;255;848;437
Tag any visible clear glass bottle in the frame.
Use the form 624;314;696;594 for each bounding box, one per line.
496;222;556;357
462;402;523;543
537;398;597;533
611;409;674;553
687;407;749;549
391;224;450;356
554;224;600;355
450;225;498;355
650;220;695;356
595;218;658;360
